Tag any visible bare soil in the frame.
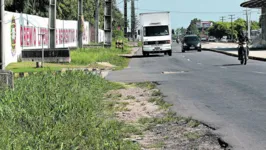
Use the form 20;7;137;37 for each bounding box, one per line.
105;84;231;150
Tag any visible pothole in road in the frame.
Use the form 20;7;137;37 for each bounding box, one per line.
162;70;189;74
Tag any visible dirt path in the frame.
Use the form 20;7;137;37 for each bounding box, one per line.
105;82;231;150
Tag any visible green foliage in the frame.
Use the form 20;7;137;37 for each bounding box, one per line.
5;0;124;33
208;22;231;39
0;72;140;149
251;21;260;30
187;18;201;35
208;18;260;39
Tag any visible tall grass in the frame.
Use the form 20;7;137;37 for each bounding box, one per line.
0;72;140;149
71;47;130;70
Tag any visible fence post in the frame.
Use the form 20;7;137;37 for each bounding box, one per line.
0;0;4;70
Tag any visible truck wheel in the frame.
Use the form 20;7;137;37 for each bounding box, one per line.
168;50;172;56
143;52;149;56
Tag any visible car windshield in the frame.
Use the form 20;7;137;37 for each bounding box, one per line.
184;36;199;42
144;26;169;37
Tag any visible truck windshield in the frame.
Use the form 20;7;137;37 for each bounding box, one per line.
144;26;169;37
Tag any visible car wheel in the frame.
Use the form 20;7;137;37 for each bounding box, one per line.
182;49;185;53
198;49;202;52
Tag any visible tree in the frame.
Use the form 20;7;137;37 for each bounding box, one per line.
187;18;201;35
251;21;260;30
5;0;125;38
208;22;231;39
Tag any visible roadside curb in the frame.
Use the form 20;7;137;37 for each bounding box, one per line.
203;48;266;62
119;47;140;58
13;68;108;79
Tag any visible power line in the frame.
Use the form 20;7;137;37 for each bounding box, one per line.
118;6;259;14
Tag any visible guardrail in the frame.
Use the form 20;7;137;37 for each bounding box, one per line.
22;48;71;63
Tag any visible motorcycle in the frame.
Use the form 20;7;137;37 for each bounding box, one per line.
238;42;249;65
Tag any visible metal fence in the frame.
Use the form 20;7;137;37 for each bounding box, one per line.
0;70;14;89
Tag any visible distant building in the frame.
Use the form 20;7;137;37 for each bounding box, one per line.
196;21;213;29
196;21;213;38
241;0;266;46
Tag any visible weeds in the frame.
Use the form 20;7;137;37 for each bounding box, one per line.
134;82;156;90
0;71;140;149
126;95;136;100
148;97;173;110
184;132;201;140
151;90;162;96
71;47;130;70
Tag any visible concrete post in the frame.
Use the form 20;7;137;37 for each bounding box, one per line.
124;0;127;38
95;0;99;43
104;0;112;47
78;0;83;48
0;0;4;70
49;0;56;49
131;0;135;41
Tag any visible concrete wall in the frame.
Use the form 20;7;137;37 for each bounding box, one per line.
3;11;104;68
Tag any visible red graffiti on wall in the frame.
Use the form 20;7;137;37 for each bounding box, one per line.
20;26;37;47
38;28;49;46
20;26;80;47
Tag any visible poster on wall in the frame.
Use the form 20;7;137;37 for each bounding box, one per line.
11;16;16;56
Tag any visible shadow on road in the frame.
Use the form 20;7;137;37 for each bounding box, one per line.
214;64;242;67
122;54;164;59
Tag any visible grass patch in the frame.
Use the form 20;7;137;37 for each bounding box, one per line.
184;132;201;140
151;90;162;96
71;47;130;70
148;97;173;110
188;120;201;128
126;95;136;100
6;46;131;73
134;82;156;90
137;41;142;47
106;92;123;100
138;111;181;126
0;71;140;149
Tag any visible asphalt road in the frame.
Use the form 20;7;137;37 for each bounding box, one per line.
107;43;266;150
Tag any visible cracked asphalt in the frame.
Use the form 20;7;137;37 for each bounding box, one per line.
107;42;266;150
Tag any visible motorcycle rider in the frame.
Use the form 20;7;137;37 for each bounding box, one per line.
237;30;249;60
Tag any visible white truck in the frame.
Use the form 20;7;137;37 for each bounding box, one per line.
139;12;172;56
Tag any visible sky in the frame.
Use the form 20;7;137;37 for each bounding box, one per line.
117;0;261;29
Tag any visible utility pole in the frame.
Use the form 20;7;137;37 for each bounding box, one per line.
49;0;56;49
220;16;226;22
0;0;4;70
229;15;235;41
104;0;112;47
95;0;99;43
78;0;83;48
124;0;127;38
131;0;135;41
244;9;251;39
